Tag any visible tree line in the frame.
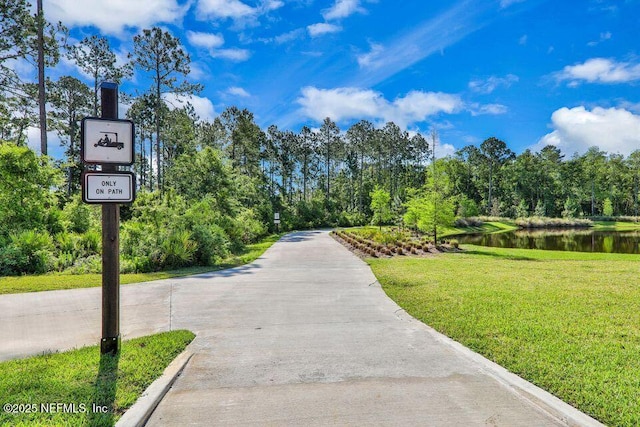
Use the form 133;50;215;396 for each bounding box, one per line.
2;0;640;276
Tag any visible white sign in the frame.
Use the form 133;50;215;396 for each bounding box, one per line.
274;212;280;220
82;118;134;165
274;219;281;224
83;172;135;203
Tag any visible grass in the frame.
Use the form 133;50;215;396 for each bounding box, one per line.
367;245;640;427
441;220;518;238
0;330;195;426
0;233;281;295
592;221;640;231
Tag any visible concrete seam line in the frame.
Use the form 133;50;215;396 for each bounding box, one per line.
115;349;195;427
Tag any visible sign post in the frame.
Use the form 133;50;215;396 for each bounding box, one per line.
101;83;121;355
274;212;280;232
80;82;136;355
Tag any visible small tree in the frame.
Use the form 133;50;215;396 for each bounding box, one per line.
370;186;391;230
404;191;455;243
458;196;479;218
602;198;614;216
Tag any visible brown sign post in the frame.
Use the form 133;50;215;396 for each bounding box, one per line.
100;82;121;354
80;82;135;355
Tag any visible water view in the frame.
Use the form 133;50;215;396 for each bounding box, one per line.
455;229;640;254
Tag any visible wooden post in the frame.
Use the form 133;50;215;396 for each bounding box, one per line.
100;82;120;355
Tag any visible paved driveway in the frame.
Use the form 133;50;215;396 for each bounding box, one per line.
0;230;600;426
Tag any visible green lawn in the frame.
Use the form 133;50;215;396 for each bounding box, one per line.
0;330;195;426
0;234;281;295
368;245;640;427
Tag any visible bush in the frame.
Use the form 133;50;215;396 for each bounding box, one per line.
0;245;28;276
53;252;76;272
66;255;102;274
191;224;230;265
160;230;197;269
337;211;367;227
0;230;56;275
233;208;267;244
55;232;81;256
78;230;101;256
515;217;592;228
454;217;485;228
62;195;95;233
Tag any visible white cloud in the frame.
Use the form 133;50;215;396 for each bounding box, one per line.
162;93;216;121
298;87;386;122
227;87;250;97
537;106;640;156
500;0;525;8
196;0;255;20
436;143;456;158
262;0;284;12
185;31;250;61
555;58;640;85
211;48;251;61
518;34;528;45
26;128;64;158
273;29;305;44
297;86;464;129
195;0;283;23
357;42;384;68
47;0;186;35
468;74;519;94
307;23;342;37
188;62;208;80
469;103;509;116
186;31;225;49
392;91;462;122
322;0;364;20
587;31;612;47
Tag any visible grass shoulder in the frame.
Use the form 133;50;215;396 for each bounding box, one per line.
367;246;640;426
0;330;195;427
0;233;282;295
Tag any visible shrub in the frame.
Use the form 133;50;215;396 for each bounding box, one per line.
62;196;95;233
0;230;56;275
454;217;485;228
53;252;76;272
515;217;592;228
337;211;367;227
0;245;28;276
191;224;230;265
79;230;101;256
55;232;81;256
66;255;102;274
233;208;267;244
160;230;197;269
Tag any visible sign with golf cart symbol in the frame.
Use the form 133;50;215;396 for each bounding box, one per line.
81;117;134;165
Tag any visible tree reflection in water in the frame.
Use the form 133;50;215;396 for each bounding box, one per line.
455;229;640;254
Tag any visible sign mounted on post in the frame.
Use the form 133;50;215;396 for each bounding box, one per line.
82;172;135;204
81;117;134;165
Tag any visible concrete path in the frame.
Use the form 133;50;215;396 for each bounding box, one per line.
144;230;593;426
0;230;600;426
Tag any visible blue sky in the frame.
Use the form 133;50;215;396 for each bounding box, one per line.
32;0;640;159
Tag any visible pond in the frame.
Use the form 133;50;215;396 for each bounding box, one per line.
454;229;640;254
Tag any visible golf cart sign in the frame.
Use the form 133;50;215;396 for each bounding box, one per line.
81;117;134;165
